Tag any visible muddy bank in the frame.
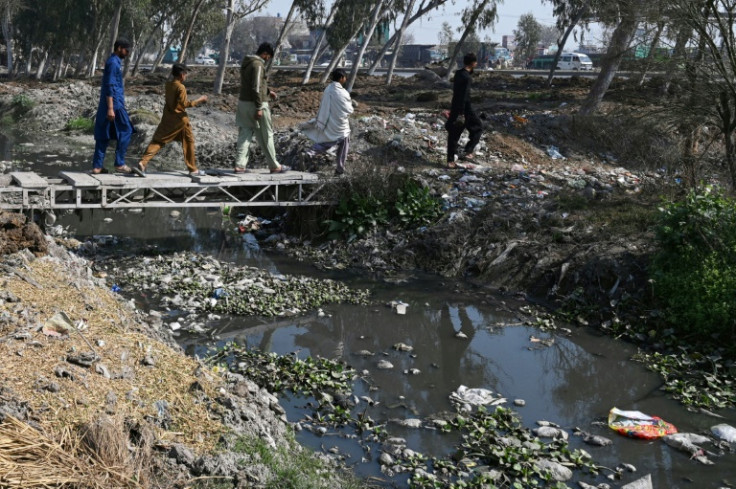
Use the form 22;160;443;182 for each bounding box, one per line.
0;214;359;488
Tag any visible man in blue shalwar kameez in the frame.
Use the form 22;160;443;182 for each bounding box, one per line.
92;39;135;174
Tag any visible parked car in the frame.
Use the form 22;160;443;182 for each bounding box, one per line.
556;52;594;71
196;55;216;66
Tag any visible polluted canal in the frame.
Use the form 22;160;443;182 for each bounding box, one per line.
57;205;736;489
3;135;736;488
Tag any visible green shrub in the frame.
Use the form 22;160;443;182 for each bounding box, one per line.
65;117;95;133
325;193;388;241
11;94;35;118
651;187;736;339
324;180;442;240
394;180;443;227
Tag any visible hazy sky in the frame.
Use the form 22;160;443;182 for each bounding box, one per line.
261;0;560;44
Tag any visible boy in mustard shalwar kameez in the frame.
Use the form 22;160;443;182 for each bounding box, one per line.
135;63;208;177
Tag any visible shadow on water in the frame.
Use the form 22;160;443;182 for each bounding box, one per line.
5;132;736;488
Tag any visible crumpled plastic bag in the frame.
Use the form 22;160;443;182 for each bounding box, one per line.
711;423;736;443
449;385;506;406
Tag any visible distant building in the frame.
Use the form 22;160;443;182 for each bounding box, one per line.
399;44;443;67
502;35;516;50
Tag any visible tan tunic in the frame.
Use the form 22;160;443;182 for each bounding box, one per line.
152;80;202;143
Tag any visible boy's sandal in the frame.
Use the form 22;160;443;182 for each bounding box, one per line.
114;165;133;174
90;168;108;174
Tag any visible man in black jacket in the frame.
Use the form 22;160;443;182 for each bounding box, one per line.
445;53;483;168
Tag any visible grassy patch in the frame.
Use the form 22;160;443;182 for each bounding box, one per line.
65;117;95;133
227;433;363;489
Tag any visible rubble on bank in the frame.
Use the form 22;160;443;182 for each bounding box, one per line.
0;233;358;488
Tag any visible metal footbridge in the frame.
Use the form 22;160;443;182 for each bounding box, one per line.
0;169;332;212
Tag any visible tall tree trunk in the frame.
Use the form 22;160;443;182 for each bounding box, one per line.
214;0;235;94
302;5;337;85
367;30;396;75
1;5;13;78
442;0;492;82
24;47;32;76
319;20;366;84
108;0;123;53
319;41;349;84
443;28;473;81
132;36;152;76
369;0;449;75
547;6;587;87
579;1;643;115
637;21;665;86
660;25;691;96
52;51;65;82
35;50;48;80
74;49;87;76
385;0;417;85
346;0;387;92
151;33;176;73
179;0;207;63
303;43;328;84
268;0;299;73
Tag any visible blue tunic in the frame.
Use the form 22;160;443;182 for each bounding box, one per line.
92;54;135;169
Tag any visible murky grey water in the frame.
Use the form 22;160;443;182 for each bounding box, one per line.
3;131;736;488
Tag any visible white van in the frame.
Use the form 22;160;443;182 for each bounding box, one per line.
557;53;593;71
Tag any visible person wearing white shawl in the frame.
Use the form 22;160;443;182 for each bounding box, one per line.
303;69;354;175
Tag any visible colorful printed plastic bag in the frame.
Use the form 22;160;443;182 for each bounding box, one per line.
608;407;678;440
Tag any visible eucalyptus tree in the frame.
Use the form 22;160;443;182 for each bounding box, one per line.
179;0;212;62
318;0;373;84
0;0;24;75
443;0;499;81
365;0;451;77
267;0;326;74
579;0;649;115
376;0;450;83
345;0;392;92
513;12;542;67
213;0;272;95
302;1;336;84
544;0;596;85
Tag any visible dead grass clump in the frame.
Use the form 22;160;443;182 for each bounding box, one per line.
78;414;156;485
0;415;139;488
0;259;226;452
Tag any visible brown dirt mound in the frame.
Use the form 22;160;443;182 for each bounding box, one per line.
0;212;47;256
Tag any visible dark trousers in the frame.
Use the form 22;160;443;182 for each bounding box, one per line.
446;110;483;163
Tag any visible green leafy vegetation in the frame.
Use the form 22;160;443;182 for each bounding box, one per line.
325;180;442;240
64;117;94;133
651;187;736;343
409;407;600;489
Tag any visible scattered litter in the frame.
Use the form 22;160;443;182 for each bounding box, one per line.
711;423;736;443
390;300;408;315
621;474;653;489
237;215;261;233
449;385;506;407
546;146;565;160
42;311;74;337
608;407;677;439
662;433;713;464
